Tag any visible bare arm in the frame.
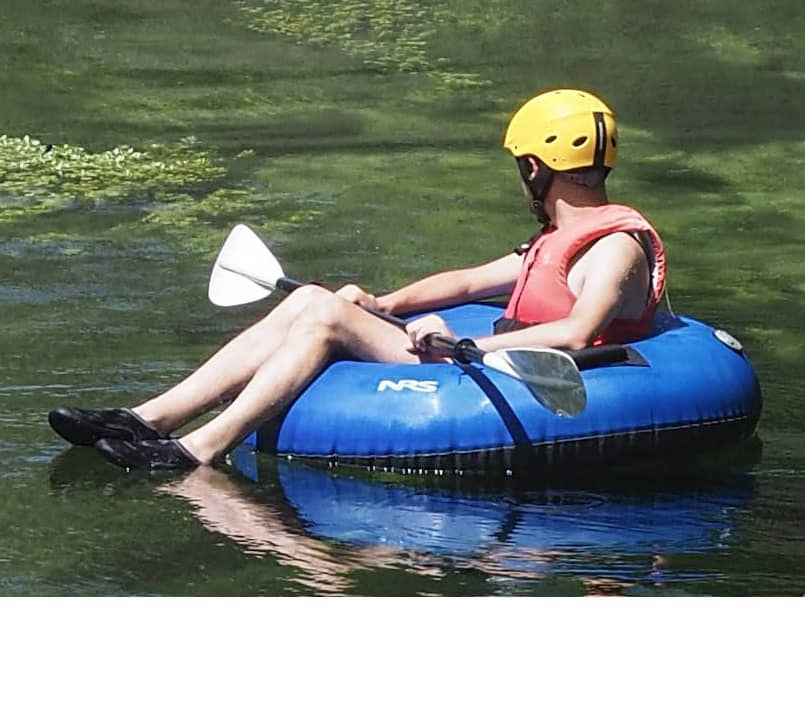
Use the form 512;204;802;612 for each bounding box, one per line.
475;232;649;351
337;252;522;314
375;252;522;315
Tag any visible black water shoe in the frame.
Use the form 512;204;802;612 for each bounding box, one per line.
48;407;167;446
95;438;200;471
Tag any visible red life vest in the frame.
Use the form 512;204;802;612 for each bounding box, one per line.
502;204;666;345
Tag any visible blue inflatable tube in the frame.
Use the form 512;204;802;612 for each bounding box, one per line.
244;304;762;473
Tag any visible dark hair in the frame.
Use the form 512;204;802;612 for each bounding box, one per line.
558;166;610;188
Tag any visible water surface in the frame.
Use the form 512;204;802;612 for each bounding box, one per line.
1;0;803;595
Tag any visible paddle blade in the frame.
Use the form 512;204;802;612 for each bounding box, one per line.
208;224;286;306
484;348;587;417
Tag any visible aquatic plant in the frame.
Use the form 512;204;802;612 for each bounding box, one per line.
0;134;225;223
235;0;492;89
0;133;333;246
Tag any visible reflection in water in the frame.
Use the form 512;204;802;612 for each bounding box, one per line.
155;447;757;595
159;463;417;594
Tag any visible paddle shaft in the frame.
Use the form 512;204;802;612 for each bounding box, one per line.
222;262;635;370
276;279;484;363
567;344;628;370
221;263;481;362
243;271;408;329
211;226;591;415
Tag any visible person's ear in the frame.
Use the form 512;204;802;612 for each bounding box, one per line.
526;156;539;181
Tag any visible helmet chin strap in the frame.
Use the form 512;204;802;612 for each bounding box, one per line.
531;198;551;230
516;156;555;230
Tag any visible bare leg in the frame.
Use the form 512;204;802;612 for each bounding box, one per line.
179;285;424;464
133;286;328;433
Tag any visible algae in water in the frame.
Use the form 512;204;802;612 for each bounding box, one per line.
236;0;492;89
0;134;225;223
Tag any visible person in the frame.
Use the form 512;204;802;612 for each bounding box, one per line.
49;88;666;470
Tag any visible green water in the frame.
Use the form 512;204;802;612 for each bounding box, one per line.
1;0;803;595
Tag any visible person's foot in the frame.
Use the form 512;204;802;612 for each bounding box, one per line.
48;407;168;446
95;438;201;471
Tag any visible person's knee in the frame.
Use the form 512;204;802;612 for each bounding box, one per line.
294;288;349;339
280;284;328;312
256;284;328;329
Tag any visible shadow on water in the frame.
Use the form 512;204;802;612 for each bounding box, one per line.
48;447;177;492
7;0;805;152
67;441;758;596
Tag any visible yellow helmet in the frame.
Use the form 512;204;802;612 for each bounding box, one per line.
503;89;618;171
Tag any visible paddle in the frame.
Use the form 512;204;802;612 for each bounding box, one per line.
208;224;587;416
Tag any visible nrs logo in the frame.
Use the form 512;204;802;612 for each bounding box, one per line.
377;379;439;393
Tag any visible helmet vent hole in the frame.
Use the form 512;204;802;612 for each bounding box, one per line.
572;136;588;147
611;137;617;148
545;135;557;144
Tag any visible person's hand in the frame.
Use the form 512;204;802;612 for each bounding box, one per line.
405;314;454;354
335;283;380;312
